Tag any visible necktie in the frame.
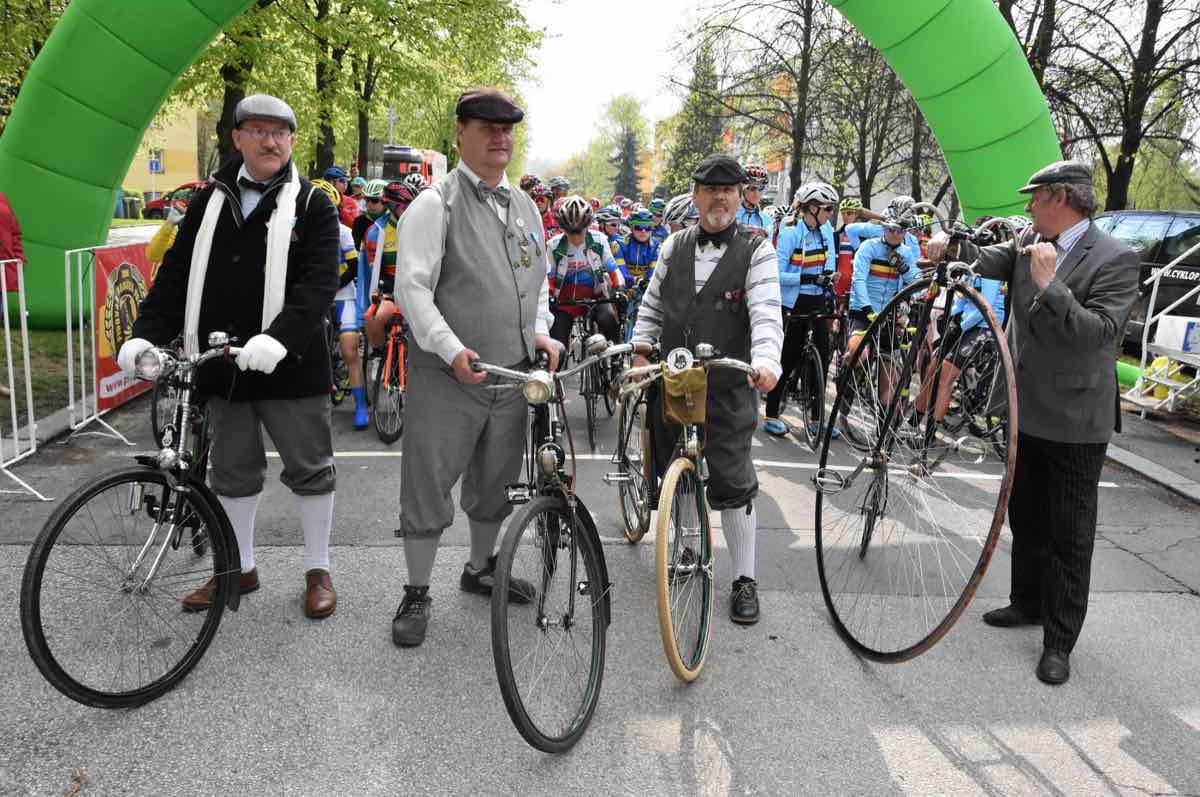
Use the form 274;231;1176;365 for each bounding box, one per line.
239;176;269;193
698;224;735;249
476;180;511;207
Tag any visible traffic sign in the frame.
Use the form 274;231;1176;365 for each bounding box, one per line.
148;157;162;174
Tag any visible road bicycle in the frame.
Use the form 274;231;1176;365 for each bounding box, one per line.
620;343;759;683
369;297;405;445
603;345;660;543
21;332;245;708
777;283;841;451
479;335;632;753
558;296;622;451
813;209;1021;662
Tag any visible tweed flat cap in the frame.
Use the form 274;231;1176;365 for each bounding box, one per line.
455;87;525;124
1018;160;1092;193
692;154;747;185
235;94;296;131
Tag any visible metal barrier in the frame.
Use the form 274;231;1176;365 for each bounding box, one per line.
1;258;50;500
64;245;134;446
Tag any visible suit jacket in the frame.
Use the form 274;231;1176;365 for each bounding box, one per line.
969;223;1138;444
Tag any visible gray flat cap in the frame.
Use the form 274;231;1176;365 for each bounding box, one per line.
235;93;296;131
1018;159;1091;193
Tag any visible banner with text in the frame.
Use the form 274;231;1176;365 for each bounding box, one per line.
93;244;154;411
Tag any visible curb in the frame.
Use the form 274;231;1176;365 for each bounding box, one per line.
1107;444;1200;506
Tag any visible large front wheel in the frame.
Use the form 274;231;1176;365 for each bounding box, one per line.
20;467;233;708
491;496;607;753
655;458;715;682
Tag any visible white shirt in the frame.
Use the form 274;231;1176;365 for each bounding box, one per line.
396;165;552;366
237;163;265;217
632;231;784;379
1053;218;1091;269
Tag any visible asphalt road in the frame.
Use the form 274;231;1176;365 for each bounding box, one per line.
1;379;1198;796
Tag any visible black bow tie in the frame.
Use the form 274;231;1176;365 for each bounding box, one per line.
238;176;269;193
698;224;736;249
475;180;511;207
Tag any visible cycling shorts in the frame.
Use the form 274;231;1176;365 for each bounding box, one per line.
941;324;992;369
848;308;900;357
334;299;361;333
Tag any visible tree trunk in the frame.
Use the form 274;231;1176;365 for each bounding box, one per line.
357;108;370;177
787;0;816;198
1105;0;1163;210
1029;0;1056;86
216;59;250;168
910;100;923;201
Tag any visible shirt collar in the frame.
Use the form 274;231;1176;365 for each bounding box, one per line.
1054;218;1090;254
237;163;262;192
458;161;510;191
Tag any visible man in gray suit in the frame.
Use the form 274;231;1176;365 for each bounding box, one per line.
928;160;1138;685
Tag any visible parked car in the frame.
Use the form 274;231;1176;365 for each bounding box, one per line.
1092;209;1200;353
142;181;206;220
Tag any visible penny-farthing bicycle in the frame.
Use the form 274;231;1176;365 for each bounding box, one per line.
813;209;1022;661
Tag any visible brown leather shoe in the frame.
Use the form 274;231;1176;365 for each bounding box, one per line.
181;568;259;612
305;569;337;619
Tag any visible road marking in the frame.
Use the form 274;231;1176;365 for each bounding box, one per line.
1062;719;1176;795
871;725;986;795
989;723;1109;794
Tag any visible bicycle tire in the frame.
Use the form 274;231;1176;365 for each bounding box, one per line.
491;495;607;753
371;339;404;445
814;278;1017;662
20;466;231;708
616;394;652;543
793;343;826;452
583;364;599;452
655;457;714;682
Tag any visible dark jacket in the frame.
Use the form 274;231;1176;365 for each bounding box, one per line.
133;157;340;401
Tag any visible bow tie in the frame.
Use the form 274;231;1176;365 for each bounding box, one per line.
697;224;736;249
238;176;269;193
475;180;510;207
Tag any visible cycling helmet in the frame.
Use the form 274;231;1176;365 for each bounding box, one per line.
402;172;428;192
532;184;553;200
887;195;916;217
349;176;367;190
555;195;594;232
771;204;789;223
323;165;349;181
744;164;769;189
596;205;621;223
519;174;541;191
662;193;696;226
1007;214;1032;231
382;181;420;208
588;197;601;211
880;207;906;231
363;178;388;199
619;197;633;209
628;209;656;229
793;181;839;208
548;176;570;191
839;197;863;212
647;197;667;215
310;178;341;207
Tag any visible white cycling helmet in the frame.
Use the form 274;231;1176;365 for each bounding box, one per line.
887;194;916;217
792;181;838;209
662;193;697;226
554;195;594;232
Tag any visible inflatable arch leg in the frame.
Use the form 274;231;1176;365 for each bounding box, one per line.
0;0;1059;327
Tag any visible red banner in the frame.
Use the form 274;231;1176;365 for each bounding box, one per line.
94;244;154;411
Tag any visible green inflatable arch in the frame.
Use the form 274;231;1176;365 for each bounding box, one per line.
0;0;1060;327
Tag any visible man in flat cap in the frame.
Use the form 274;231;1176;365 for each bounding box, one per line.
391;86;557;647
119;93;342;620
631;153;783;625
928;159;1138;685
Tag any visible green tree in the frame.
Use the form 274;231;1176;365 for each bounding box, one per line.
0;0;69;135
664;43;724;195
563;137;616;200
612;131;640;199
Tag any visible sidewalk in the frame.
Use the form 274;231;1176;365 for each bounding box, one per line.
1110;407;1200;504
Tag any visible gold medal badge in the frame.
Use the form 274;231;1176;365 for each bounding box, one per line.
102;261;148;357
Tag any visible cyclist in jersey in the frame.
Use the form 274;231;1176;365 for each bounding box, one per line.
833;197;869;300
619;196;633;219
616;209;661;284
349;176;367;213
736;164;771;237
362;181;419;350
596;205;624;262
533;184;557;241
519;174;541;199
546;196;624;351
313;179;368;429
648;196;669;243
323;165;360;227
844;194;921;260
352;178;388;250
763;181;839;437
548;175;570;202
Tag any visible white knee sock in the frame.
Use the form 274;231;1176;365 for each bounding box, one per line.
469;519;502;570
297;492;335;573
404;536;439;587
219;494;260;572
721;504;757;582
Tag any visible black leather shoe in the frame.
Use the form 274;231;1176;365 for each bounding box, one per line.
392;585;432;647
982;604;1042;628
460;555;534;604
730;577;760;625
1037;648;1070;685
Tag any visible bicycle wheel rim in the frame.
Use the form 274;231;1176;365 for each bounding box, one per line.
656;459;714;682
491;497;606;753
793;345;825;451
372;349;404;444
584;366;598;451
815;279;1016;662
20;467;230;707
617;397;650;543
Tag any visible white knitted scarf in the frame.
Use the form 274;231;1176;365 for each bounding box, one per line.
183;162;300;356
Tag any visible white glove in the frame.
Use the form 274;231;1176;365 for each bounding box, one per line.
235;334;288;374
167;206;186;226
117;337;154;376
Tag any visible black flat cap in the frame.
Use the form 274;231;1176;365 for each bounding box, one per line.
235;93;296;131
1018;160;1092;193
692;154;747;186
455;87;525;124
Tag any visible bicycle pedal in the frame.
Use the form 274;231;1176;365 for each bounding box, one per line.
504;484;534;504
602;472;630;485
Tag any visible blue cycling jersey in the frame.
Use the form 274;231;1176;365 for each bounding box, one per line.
737;204;769;233
845;222;921;263
953;275;1006;331
850;237;919;312
775;220;835;308
616;236;660;283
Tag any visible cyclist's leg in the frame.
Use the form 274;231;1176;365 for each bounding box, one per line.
594;302;620;343
763;306;797;422
337;299;369;428
549;307;574;353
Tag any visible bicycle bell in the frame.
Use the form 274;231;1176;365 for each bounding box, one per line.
585;333;609;356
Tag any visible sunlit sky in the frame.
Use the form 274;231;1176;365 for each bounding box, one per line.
518;0;697;170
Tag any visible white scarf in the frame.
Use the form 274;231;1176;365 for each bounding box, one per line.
184;162;301;356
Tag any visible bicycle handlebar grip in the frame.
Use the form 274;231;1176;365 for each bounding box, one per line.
631;341;656;357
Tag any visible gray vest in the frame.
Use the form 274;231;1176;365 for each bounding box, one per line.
408;167;546;369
